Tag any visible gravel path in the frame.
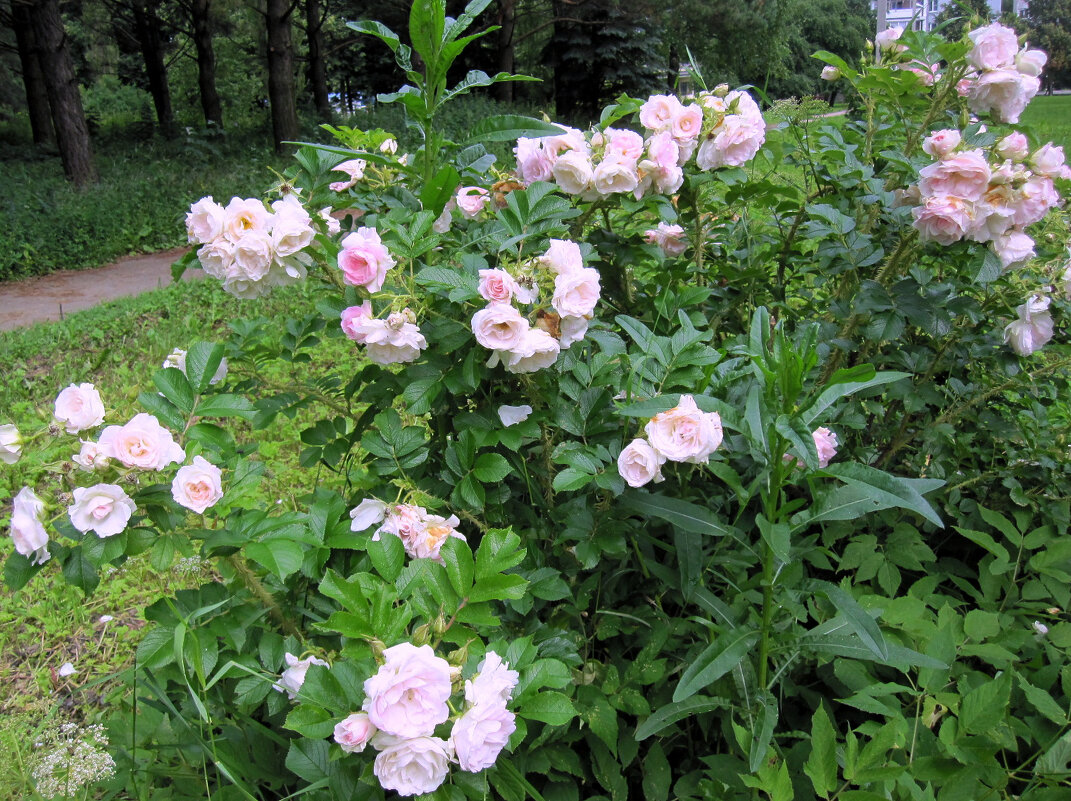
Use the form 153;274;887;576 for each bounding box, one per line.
0;249;204;332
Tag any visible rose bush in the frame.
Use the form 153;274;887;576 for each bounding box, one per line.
4;3;1071;800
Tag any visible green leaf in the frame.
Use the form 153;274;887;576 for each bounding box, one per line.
642;743;672;801
461;114;565;145
620;490;734;538
137;390;185;431
959;671;1012;734
285;738;330;783
474;528;525;580
195;394;257;419
821;462;943;528
635;696;726;741
184;342;225;393
805;705;838;799
368;533;406;583
757;513;791;564
473;452;511;483
284;705;335;739
62;547;99;594
802;369;909;424
519;691;577;725
1037;731;1071;776
812;580;888;661
470;573;528;603
402;377;443;415
1018;674;1068;725
245;539;304;580
439;537;474;597
420;164;461;216
4;552;47;591
674;630;759;702
552;467;594;492
749;691;779;773
154;367;194;414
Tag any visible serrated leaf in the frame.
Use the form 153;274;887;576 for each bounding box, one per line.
368;533;405;582
805;705;838;798
812;580;888;661
519;691;577;725
439;537;474;597
245;539;304;580
154;367;194;414
959;672;1012;734
1018;674;1067;725
552;467;594;491
473;452;510;482
195;394;257;419
184;342;225;393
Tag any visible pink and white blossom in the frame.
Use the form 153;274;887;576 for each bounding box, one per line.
456;186;491;218
1005;294;1054;356
363;643;452;738
451;703;516;773
69;484;136;538
617;438;666;488
372;735;452;797
97;413;184;470
274;653;329;699
338;227;395;292
54;383;106;434
10;487;49;564
0;424;21;465
334;713;377;754
171;456;224;514
645;395;723;464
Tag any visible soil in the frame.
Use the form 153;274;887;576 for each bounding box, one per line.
0;248;205;333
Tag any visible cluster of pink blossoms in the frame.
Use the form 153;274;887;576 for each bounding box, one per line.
349;499;465;563
513;89;765;200
1005;294;1055;356
617;395;723;488
910;129;1066;265
187;195;323;299
963;23;1046;125
6;382;225;566
336;228;430;366
470;239;599;374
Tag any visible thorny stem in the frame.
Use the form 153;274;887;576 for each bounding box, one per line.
226;554;304;642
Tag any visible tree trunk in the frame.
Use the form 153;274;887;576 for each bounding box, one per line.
493;0;515;103
132;0;177;137
305;0;331;120
191;0;223;128
27;0;97;185
11;0;55;145
267;0;299;153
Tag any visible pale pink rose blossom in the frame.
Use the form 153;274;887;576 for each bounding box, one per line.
617;438;666;488
956;77;975;97
472;304;530;351
340;301;374;342
1005;294;1054;356
270;196;315;257
1015;48;1047;77
69;484;136;538
541;239;584;274
996;132;1030;161
503;328;561;374
497;405;532;426
72;440;108;472
967;23;1020;71
338;227;395;291
1031;143;1071;179
911;195;975;245
451;702;516;773
0;424;21;465
552;150;595;195
97;413;185;470
813;427;839;468
514;138;554;184
363;643;452;738
918;149;991;201
407;512;465;562
334;713;377;754
478;269;521;304
1011;176;1059;228
232;231;274;280
223;197;271;241
820;65;841;81
318;207;341;235
696;114;766;170
197;240;235;280
552;267;601;318
274;653;329;699
645;222;688;256
671;105;703;142
604;127;645;161
543;126;588;158
10;487;49;564
993;230;1036;269
558;315;589;349
372;735;452;797
456;187;490;218
921;129;962;159
875;26;904;53
593;157;639;195
54;383;106;434
330;159;366;192
640;94;684;133
645;394;723;464
464;652;519;707
350;498;388;532
1062;262;1071;299
171;455;224;514
185;197;226;244
432;198;455;234
354;313;427;365
968;69;1039;124
374;504;427;548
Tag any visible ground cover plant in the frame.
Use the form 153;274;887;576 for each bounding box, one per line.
3;2;1071;800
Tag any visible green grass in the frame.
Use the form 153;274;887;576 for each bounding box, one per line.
1018;94;1071;148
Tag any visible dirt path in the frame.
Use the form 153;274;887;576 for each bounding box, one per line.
0;248;205;333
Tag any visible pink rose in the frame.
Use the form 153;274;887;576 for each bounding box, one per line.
478;269;520;304
918;149;990;201
68;483;136;538
1031;143;1071;179
968;69;1039;124
503;328;560;374
593;157;639;195
1015;48;1047;77
340;302;373;342
270;196;314;257
451;703;516;773
552;267;601;318
350;498;388;532
813;427;838;468
967;23;1020;71
456;186;490;219
993;230;1036;269
696;114;766;170
604;128;645;161
514;138;554;184
617;438;666;488
911;195;974;245
644;394;723;464
464;652;519;707
186;197;225;244
330;158;366;192
1012;176;1059;228
921;129;961;159
1005;294;1054;356
497;405;532;427
274;653;329;699
640;94;684;133
875;26;905;53
671;104;703;142
821;66;841;81
552;150;595;195
54;383;106;434
338;227;395;291
97;413;185;470
73;439;108;472
407;512;465;562
355;313;427;365
541;239;584;275
232;231;274;281
372;735;452;797
334;713;377;754
171;455;224;514
223;197;271;242
10;487;49;564
472;304;530;351
996;132;1030;161
559;315;589;349
0;424;21;465
363;643;452;738
644;222;688;256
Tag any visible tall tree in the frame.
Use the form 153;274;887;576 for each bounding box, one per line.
181;0;223;127
1026;0;1071;90
304;0;330;119
130;0;177;136
8;0;55;144
23;0;97;184
492;0;516;101
266;0;299;152
933;0;992;41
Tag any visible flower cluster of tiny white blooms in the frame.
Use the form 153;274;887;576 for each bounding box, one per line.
30;722;116;799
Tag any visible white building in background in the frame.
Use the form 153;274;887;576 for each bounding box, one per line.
876;0;1029;33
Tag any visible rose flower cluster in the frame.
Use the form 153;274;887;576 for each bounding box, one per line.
910;128;1066;265
275;644;518;797
470;239;600;373
963;23;1046;125
6;377;226;566
349;499;465;563
513;88;766;200
617;395;724;488
187;194;324;299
